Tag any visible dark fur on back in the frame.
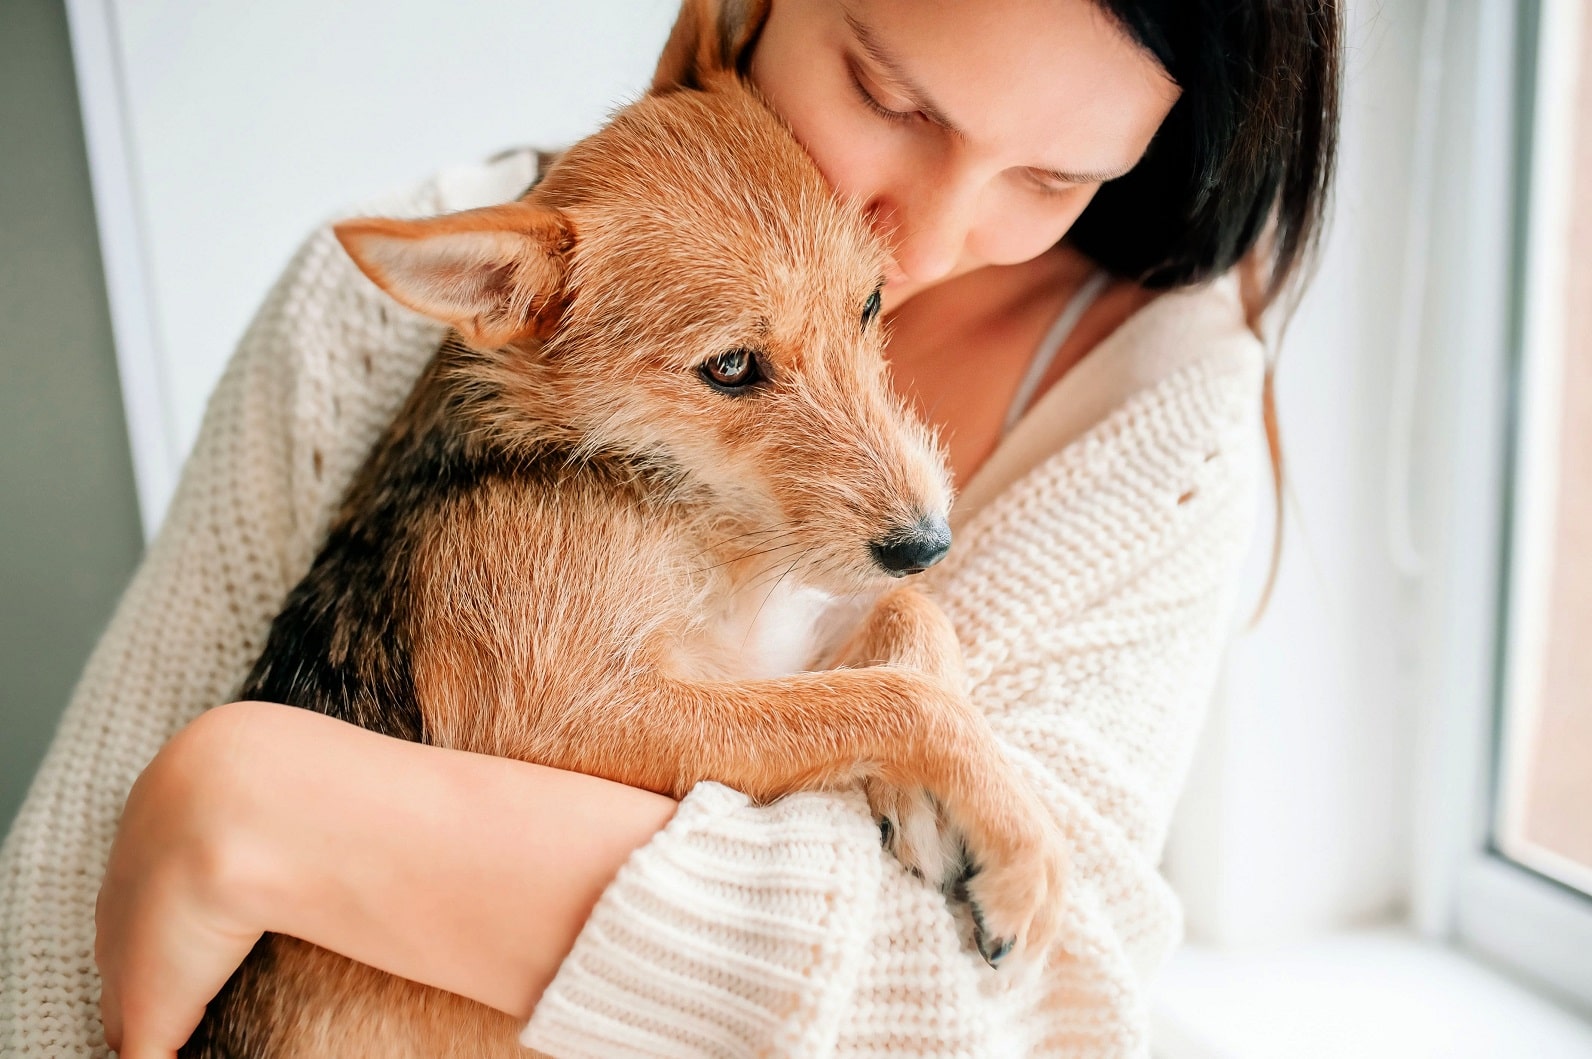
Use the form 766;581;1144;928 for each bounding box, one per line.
178;345;470;1058
179;260;734;1050
179;338;678;1059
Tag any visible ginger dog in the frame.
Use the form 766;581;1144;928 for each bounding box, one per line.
180;10;1067;1058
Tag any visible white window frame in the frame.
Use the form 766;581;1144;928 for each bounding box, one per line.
1411;0;1592;1019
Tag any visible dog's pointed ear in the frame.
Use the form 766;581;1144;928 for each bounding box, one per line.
335;201;573;349
651;0;771;92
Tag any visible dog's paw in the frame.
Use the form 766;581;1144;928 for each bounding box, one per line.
863;776;961;890
958;806;1068;972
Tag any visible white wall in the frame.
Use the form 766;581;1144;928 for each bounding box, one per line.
75;0;679;533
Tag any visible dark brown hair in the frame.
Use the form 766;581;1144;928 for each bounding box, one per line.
1072;0;1341;308
1069;0;1343;613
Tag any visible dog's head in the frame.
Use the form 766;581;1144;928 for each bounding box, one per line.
337;11;952;591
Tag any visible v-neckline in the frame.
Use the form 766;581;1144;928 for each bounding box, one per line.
951;273;1246;531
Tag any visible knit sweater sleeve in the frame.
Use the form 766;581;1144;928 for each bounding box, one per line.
0;153;536;1056
521;321;1265;1058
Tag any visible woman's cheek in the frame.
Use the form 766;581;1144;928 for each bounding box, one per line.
972;188;1099;266
790;103;909;211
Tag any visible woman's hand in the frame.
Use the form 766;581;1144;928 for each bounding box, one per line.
95;700;679;1058
96;702;275;1059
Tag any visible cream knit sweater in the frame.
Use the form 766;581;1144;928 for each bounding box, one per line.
0;150;1263;1058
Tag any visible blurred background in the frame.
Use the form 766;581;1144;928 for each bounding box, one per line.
1;0;1588;1055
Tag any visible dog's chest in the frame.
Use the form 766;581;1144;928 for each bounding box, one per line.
698;580;855;681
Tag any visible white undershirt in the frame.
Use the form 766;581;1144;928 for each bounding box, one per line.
999;270;1112;437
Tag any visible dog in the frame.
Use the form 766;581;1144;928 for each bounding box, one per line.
179;8;1067;1057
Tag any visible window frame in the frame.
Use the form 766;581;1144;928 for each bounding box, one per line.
1412;0;1592;1019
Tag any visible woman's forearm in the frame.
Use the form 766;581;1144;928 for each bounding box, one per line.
213;700;679;1020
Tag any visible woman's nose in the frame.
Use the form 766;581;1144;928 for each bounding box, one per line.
866;171;980;286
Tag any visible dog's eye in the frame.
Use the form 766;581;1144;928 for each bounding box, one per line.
700;348;763;393
862;287;883;330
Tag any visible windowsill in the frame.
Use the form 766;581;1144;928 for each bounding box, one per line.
1151;927;1592;1059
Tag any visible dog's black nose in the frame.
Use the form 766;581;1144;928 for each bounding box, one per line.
869;515;952;576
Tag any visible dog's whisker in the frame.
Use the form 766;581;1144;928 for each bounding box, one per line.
706;541;804;573
711;523;790;545
740;534;814;584
694;525;804;564
743;555;801;590
700;528;808;570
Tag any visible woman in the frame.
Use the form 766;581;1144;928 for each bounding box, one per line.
0;0;1339;1054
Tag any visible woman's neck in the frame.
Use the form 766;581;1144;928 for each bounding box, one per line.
881;244;1153;492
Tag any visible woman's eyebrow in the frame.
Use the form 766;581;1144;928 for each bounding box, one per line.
841;9;1136;186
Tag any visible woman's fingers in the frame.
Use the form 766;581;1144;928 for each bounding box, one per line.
99;863;259;1056
94;886;125;1052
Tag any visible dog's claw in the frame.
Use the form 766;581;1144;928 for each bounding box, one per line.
958;806;1069;975
968;901;1009;967
980;935;1013;968
878;816;894;849
968;897;1013;968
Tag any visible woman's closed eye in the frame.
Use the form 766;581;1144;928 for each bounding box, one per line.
1024;170;1084;199
846;60;920;125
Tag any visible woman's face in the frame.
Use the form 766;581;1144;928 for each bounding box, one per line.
748;0;1179;309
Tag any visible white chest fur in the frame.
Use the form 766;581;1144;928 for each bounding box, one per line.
699;579;865;681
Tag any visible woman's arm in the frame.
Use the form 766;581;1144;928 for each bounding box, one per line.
96;701;676;1057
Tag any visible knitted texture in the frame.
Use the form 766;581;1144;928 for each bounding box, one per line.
0;150;1261;1058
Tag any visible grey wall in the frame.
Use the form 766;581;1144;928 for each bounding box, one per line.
0;0;143;831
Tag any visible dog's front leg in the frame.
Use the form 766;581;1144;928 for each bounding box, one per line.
825;589;1067;967
823;585;971;888
534;653;1067;969
825;583;966;688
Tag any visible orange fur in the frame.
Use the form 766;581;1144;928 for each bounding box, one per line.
187;4;1067;1055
